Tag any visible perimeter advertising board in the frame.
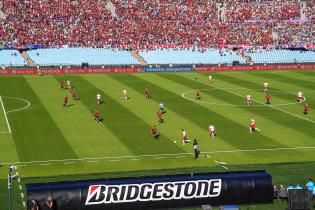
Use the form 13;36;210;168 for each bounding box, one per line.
27;170;273;210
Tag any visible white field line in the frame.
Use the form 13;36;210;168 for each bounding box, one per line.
177;74;315;124
3;96;31;113
39;163;52;166
0;96;11;133
154;157;165;159
181;89;305;107
63;162;76;165
2;146;315;166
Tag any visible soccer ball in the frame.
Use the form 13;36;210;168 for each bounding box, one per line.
174;141;177;144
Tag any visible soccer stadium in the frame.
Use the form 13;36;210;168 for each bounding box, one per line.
0;0;315;209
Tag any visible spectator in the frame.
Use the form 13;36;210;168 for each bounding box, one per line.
295;184;303;190
273;185;279;199
287;184;294;191
306;178;314;191
278;184;288;201
42;195;56;210
30;199;39;210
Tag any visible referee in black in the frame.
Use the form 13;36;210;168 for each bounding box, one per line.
193;139;200;159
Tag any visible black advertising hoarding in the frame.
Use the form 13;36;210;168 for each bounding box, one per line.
26;170;273;210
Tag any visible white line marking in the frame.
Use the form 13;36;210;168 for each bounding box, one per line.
176;156;186;158
154;157;165;159
63;162;76;165
1;96;31;113
39;163;52;166
109;159;121;162
16;165;27;167
19;185;22;190
17;178;21;183
21;193;24;198
2;146;315;165
87;160;99;163
23;201;26;207
214;160;228;170
178;74;315;124
131;158;143;161
181;88;305;107
0;96;12;133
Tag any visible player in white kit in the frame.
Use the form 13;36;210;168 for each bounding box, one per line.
297;91;303;103
67;80;72;90
96;93;101;104
209;124;216;139
263;81;269;93
208;75;212;83
246;95;252;105
123;89;128;100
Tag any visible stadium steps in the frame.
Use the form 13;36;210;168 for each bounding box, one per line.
104;0;117;18
130;51;147;65
22;51;37;66
0;7;6;19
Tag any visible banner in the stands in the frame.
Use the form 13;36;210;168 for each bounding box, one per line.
143;66;193;72
26;171;273;210
195;64;315;72
0;68;141;74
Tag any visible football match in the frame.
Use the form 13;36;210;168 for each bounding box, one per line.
0;0;315;210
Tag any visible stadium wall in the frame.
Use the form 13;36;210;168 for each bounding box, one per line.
1;64;315;75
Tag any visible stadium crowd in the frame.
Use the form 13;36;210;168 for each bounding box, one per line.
0;0;314;49
274;178;315;201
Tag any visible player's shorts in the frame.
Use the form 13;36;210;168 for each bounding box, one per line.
250;127;256;132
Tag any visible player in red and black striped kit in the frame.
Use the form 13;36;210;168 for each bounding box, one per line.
63;95;68;107
144;88;151;99
151;125;159;139
94;109;101;123
196;89;201;100
157;110;164;124
265;94;271;104
304;103;310;115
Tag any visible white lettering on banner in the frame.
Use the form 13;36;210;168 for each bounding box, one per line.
85;179;222;205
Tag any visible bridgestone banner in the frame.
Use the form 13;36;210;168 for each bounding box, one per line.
27;170;273;210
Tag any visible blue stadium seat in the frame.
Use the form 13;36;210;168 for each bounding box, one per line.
139;48;245;65
28;48;140;66
247;50;315;64
0;50;26;66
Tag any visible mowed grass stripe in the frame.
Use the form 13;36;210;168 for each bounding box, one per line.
228;71;315;121
195;73;315;140
66;75;182;155
84;76;190;153
0;78;20;163
26;76;132;158
181;73;315;147
158;73;308;147
108;74;262;162
130;74;287;150
213;72;293;103
295;70;315;78
0;77;77;161
254;71;315;91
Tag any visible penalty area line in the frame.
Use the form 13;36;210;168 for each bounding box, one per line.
0;96;12;133
177;74;315;124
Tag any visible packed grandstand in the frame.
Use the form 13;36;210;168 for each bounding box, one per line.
0;0;314;66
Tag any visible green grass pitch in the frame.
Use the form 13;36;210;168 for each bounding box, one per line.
0;70;315;209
